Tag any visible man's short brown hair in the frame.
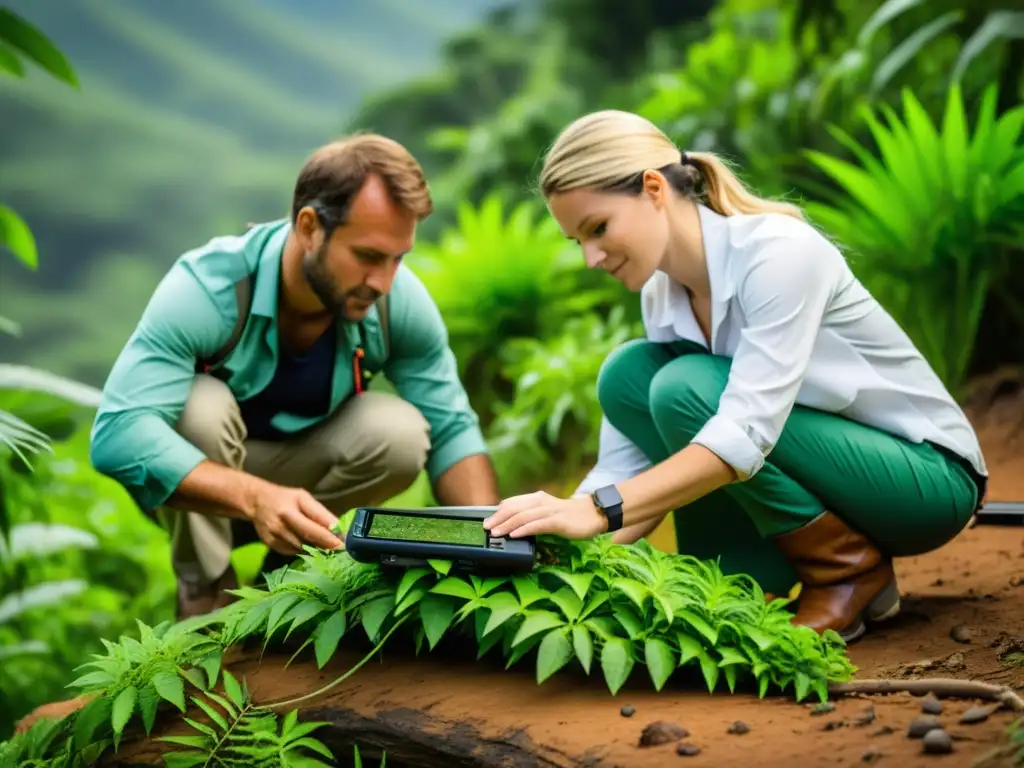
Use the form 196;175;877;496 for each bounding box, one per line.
290;133;434;233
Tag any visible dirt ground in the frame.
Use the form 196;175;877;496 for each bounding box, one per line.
17;369;1024;767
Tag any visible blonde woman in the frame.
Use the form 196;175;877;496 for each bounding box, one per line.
483;110;987;642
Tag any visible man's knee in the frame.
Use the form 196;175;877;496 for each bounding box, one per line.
331;392;430;486
648;354;727;433
176;374;246;468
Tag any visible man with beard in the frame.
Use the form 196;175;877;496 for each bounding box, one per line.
90;134;501;618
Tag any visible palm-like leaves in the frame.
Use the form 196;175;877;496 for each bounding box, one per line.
804;83;1024;394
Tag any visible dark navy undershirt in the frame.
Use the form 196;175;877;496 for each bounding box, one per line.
239;323;337;441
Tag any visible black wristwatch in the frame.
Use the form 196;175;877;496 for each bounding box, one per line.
590;484;624;532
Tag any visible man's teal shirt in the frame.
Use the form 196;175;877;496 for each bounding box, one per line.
90;219;488;512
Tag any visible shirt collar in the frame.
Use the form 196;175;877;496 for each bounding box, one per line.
647;203;736;331
250;220;291;319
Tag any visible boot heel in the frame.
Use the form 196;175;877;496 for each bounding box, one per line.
864;577;900;623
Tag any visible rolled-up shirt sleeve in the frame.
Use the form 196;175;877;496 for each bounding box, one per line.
90;265;231;512
690;232;841;480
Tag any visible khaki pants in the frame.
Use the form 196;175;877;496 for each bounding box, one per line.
164;374;431;587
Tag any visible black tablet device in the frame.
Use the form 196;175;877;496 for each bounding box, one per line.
344;505;536;574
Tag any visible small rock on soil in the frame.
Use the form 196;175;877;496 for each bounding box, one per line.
862;748;883;763
922;729;954;754
920;698;943;715
639;721;689;747
907;715;943;738
620;705;636;718
676;742;701;757
959;704;998;724
727;720;750;735
950;624;974;643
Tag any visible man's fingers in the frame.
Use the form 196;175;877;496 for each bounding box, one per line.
287;508;344;550
268;527;302;555
297;493;340;530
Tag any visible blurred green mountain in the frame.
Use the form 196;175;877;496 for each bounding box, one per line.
0;0;508;383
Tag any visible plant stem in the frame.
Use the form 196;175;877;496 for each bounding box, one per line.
828;677;1024;711
260;616;410;712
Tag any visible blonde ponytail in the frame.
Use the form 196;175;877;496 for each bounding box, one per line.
540;110;804;221
687;151;804;221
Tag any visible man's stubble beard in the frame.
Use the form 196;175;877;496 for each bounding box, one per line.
302;244;380;321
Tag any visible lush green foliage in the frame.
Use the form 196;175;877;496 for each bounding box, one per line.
805;82;1024;394
0;536;852;765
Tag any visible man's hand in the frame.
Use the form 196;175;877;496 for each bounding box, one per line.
246;481;344;556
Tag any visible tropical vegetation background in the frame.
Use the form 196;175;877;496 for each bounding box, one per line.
1;0;1022;742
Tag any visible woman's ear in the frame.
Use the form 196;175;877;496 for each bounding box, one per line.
641;169;667;209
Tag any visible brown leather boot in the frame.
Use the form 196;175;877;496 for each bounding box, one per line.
176;566;240;620
772;511;901;643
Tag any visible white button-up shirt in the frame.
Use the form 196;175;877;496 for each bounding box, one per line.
576;203;987;494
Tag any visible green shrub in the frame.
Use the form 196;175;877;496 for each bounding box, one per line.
0;535;854;766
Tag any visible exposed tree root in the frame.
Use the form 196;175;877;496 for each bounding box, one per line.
829;677;1024;712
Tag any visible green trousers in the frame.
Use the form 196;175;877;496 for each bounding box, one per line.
598;340;980;596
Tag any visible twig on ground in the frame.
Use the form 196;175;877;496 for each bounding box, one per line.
829;678;1024;712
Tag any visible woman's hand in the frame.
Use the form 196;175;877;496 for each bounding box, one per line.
483;491;609;540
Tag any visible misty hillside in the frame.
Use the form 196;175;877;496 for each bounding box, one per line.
0;0;509;383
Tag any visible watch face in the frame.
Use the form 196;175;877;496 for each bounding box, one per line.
595;485;622;508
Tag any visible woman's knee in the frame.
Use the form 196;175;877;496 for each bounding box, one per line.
648;354;728;435
596;339;670;420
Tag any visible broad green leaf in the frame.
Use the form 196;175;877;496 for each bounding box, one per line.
644;637;676;692
0;9;78;86
697;651;720;693
427;559;452;575
419;593;456;650
111;685;138;737
0;40;24;76
360;595;394;642
600;637;634;695
511;609;566;649
0;204;37;270
511;576;548;607
313;610;348;668
394;583;429;616
545;569;594;601
572;625;594;674
548;586;583;622
612;604;644;639
151;669;186;711
677;609;718;646
536;627;574;683
395;567;432;606
611;578;649;612
430;576;477;600
481;591;522;637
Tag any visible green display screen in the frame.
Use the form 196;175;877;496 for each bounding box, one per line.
367;513;486;547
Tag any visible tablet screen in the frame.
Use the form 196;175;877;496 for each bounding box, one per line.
366;512;487;547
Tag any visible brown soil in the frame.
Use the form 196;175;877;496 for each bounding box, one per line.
18;369;1024;767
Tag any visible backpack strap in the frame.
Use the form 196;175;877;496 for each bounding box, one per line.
196;274;255;373
375;293;390;359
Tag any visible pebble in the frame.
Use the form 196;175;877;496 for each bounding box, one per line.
922;728;953;754
676;742;701;756
811;701;836;715
639;721;689;747
620;705;635;718
727;720;750;735
949;624;974;644
920;698;943;715
960;705;996;724
861;748;883;763
907;715;942;738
